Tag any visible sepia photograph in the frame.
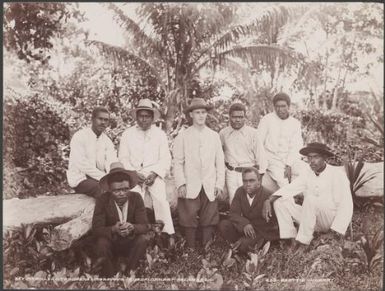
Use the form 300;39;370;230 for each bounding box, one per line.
3;2;384;290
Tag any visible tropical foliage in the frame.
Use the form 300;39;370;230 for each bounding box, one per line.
2;3;384;289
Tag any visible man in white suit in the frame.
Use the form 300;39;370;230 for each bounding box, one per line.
173;98;225;249
119;99;175;245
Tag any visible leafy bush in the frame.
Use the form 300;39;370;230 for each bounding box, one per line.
296;108;383;163
3;94;71;197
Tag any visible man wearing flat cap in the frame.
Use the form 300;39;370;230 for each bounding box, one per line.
173;98;225;249
257;93;305;188
262;142;353;252
92;162;149;277
118;99;175;245
219;102;268;205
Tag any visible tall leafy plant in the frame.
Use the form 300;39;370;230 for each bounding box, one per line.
344;158;382;210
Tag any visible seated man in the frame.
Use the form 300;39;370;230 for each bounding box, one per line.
67;107;117;198
218;167;280;253
263;142;353;252
92;162;149;277
257;93;305;188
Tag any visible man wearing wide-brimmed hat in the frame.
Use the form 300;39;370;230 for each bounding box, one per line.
92;162;149;277
262;142;353;252
118;99;175;245
173;98;225;250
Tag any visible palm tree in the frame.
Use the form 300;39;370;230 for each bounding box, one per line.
90;3;308;133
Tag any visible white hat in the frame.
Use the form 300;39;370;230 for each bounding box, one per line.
130;99;161;120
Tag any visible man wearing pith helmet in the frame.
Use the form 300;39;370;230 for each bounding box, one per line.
118;99;175;246
257;93;305;188
262;142;353;253
173;98;225;250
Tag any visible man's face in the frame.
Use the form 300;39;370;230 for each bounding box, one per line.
91;112;109;136
136;110;154;131
306;152;326;173
189;108;207;126
242;171;261;194
110;180;131;206
274;100;290;120
229;110;246;130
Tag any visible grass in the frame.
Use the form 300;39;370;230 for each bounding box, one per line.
4;202;383;290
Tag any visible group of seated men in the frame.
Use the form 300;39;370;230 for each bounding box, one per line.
67;93;353;277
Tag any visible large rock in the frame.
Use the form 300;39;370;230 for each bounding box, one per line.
355;162;383;197
3;194;95;251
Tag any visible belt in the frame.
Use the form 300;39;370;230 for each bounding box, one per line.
225;162;259;173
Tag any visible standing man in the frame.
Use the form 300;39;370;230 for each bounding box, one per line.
67;107;117;198
257;92;304;188
219;103;268;204
118;99;175;243
92;162;149;277
262;143;353;252
173;98;225;249
218;167;280;253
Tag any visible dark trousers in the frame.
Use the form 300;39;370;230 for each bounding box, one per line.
177;187;219;248
218;220;264;253
74;177;103;198
94;234;148;277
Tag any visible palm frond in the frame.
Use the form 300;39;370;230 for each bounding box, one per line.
107;3;162;58
199;44;305;74
86;40;165;90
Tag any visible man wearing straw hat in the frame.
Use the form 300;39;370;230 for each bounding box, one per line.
118;99;175;246
92;162;149;277
173;98;225;250
262;142;353;252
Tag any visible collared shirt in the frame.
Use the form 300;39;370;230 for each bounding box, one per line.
247;194;256;206
257;112;303;166
173;126;225;201
272;164;353;234
114;200;128;223
118;125;171;179
219;125;267;174
67;127;117;188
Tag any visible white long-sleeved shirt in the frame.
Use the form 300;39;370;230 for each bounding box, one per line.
272;164;353;234
219;125;268;174
67;127;117;188
118;125;171;179
173;126;225;201
257;112;303;166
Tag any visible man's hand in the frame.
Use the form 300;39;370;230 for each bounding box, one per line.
112;221;121;234
145;172;158;186
137;173;147;184
178;185;187;198
284;165;292;183
118;222;134;237
243;224;256;239
214;187;222;199
262;200;273;222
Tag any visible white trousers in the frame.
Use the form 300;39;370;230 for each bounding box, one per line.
225;169;243;205
267;157;307;188
273;196;336;245
132;172;175;235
